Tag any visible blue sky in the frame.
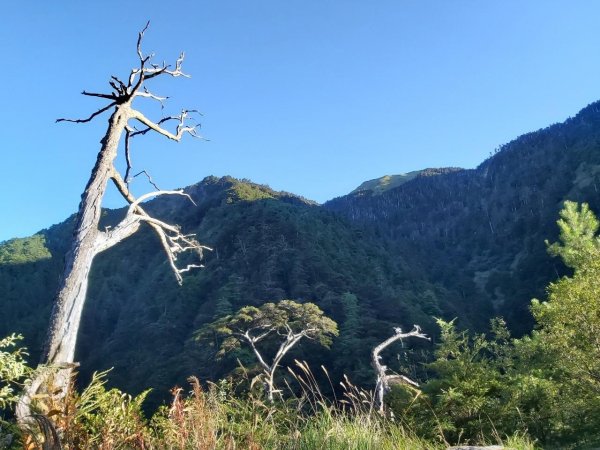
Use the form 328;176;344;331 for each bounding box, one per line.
1;1;600;241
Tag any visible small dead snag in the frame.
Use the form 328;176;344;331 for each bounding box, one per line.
372;325;430;414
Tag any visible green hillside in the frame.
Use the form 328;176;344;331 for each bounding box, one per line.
351;168;463;195
0;176;456;408
2;101;600;414
351;172;421;194
326;101;600;334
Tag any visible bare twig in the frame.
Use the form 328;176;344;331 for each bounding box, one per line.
129;189;196;210
107;171;209;284
124;127;133;185
143;52;190;80
132;170;161;190
137;21;150;62
134;87;168;107
82;91;117;100
129;116;178;137
56;101;117;124
137;214;211;285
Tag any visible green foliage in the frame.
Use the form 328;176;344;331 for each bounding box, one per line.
228;179;276;202
418;318;514;442
0;176;439;409
201;300;339;358
531;265;600;388
0;334;30;411
532;201;600;389
147;370;442;450
286;413;436;450
352;171;422;194
396;202;600;448
0;338;537;449
0;334;29;449
0;229;65;366
527;201;600;445
351;169;463;195
327;103;600;335
333;293;368;378
146;363;527;450
4;97;600;415
546;200;600;268
198;300;339;402
4;79;600;450
0;235;51;265
59;370;151;449
409;318;559;444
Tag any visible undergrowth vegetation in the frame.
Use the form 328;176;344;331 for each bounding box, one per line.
1;361;534;450
3;203;600;449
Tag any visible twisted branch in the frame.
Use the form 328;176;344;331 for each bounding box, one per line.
372;325;430;413
107;171;211;284
58;21;197;127
132;109;202;141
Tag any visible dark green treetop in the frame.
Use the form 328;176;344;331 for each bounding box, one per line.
198;299;338;401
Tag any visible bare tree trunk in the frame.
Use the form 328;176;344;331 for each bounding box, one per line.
267;369;276;403
244;329;307;403
16;26;208;423
16;105;130;420
45;105;130;380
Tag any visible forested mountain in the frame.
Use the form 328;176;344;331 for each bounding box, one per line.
326;101;600;334
2;100;600;407
0;177;452;407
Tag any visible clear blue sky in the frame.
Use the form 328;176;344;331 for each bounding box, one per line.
1;1;600;241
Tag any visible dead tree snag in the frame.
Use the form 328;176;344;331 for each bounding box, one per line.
16;23;209;421
372;325;430;414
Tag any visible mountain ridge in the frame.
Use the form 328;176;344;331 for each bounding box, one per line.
325;99;600;332
2;99;600;407
350;168;465;195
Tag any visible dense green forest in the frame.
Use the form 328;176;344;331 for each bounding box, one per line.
326;101;600;334
0;176;455;408
2;101;600;448
3;200;600;448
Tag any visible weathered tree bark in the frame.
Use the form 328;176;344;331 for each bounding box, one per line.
16;25;208;423
371;325;429;414
47;104;130;380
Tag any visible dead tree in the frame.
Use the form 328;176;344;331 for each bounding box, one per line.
16;23;210;421
372;325;430;414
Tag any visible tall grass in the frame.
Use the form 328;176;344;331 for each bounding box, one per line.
18;362;537;449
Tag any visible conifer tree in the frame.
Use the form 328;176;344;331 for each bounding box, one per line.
532;201;600;390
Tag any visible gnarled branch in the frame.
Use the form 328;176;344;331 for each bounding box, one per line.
132;109;202;141
372;325;430;414
134;87;168;106
108;172;211;284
